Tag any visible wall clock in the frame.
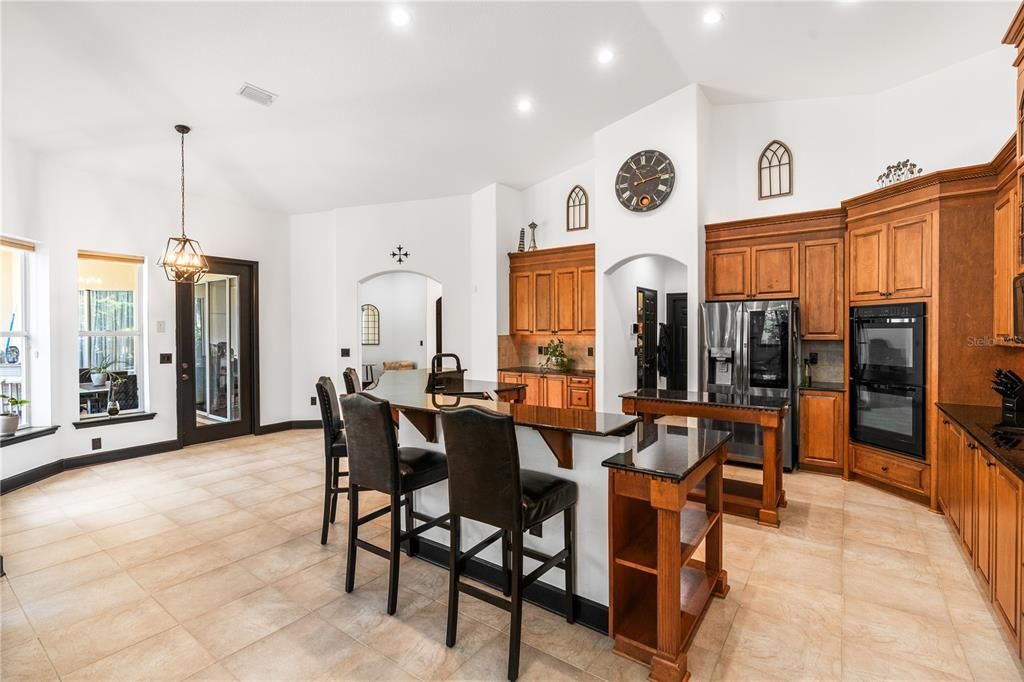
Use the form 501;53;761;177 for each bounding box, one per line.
615;149;675;212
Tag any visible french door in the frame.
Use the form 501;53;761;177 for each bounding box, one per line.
176;257;258;445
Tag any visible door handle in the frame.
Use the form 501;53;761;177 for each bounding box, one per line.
181;374;190;381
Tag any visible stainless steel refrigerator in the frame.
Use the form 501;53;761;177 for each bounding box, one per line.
699;300;800;470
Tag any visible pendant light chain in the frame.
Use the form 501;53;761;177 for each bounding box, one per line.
180;131;186;239
160;123;208;283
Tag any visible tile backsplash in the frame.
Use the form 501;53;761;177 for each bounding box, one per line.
498;334;596;371
802;340;844;384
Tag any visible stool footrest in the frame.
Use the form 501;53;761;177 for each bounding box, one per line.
457;529;504;569
401;511;451;542
355;538;391;560
356;505;391;526
458;581;512;612
523;548;568;589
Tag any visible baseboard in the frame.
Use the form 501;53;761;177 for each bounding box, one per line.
256;419;321;434
412;536;608;635
0;438;182;495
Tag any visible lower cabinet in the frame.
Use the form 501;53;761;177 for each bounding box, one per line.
993;461;1021;640
544;375;566;409
975;446;994;591
798;390;843;472
850;441;929;497
498;371;593;410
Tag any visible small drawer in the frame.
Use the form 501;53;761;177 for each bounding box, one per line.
851;443;928;495
568;387;592;409
567;376;593;387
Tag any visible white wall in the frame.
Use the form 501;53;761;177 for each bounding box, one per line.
708;48;1015;223
2;146;291;479
357;272;437;378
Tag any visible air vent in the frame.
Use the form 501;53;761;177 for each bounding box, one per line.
237;82;277;107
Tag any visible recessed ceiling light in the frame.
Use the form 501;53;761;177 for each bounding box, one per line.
517;98;533;114
703;9;723;25
390;7;411;27
597;48;615;65
238;82;277;106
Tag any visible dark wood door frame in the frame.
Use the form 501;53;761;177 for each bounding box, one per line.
667;293;688;390
636;287;657;390
175;256;261;446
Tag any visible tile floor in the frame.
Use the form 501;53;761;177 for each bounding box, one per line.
2;429;1023;681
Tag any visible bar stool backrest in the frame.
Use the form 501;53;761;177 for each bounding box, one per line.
440;406;523;533
343;367;362;394
315;376;343;456
340;392;400;493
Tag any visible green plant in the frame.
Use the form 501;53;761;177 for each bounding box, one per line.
542;337;570;371
90;357;114;375
0;394;29;414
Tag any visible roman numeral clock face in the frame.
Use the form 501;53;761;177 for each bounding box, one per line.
615;149;675;212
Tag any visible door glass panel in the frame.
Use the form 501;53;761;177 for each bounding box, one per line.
748;307;789;389
857;325;913;369
195;274;241;427
855;386;913;436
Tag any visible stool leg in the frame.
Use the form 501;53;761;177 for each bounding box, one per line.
508;532;524;681
329;457;339;524
446;515;461;648
386;493;402;615
563;506;575;624
404;491;416;558
345;485;359;593
321;458;334;545
501;531;511;597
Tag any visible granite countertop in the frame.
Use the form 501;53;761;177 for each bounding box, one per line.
620;388;790;413
366;369;637;438
602;421;732;482
937;403;1024;481
500;366;596;377
799;382;845;392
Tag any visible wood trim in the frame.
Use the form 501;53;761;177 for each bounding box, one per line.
509;243;595;269
1;237;35;252
77;250;145;264
705;208;846;244
1004;3;1024;47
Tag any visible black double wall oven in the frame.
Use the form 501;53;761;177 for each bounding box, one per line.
850;303;926;460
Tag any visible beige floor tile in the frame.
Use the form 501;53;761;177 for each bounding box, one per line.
39;597;177;676
685;644;721;682
843;563;949;621
2;637;60;682
719;605;841;680
842;537;940;585
89;513;179;550
956;626;1024;681
221;612;366;680
2;506;69;535
317;574;433;642
841;640;970;681
1;601;37;649
944;581;1006;633
129;544;234;592
164;497;238;526
747;539;842;595
221;482;289;507
152;562;265;622
182;585;308;659
4;534;103;576
272;552;386;610
184;662;237;681
737;579;842;639
9;550;121;604
448;633;591;681
251;464;311;483
239;534;334;583
63;626;215;682
316;642;417;681
586;641;651;682
204;475;268;497
274;505;326;535
690;590;740;651
3;518;83;554
519;600;609;670
842;596;972;679
184;509;265;543
275;471;324;493
250;491;319;521
107;526;204;568
74;501;156;532
22;571;148;634
206;521;295;562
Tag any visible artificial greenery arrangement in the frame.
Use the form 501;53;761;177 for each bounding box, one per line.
0;394;29;436
542;337;571;371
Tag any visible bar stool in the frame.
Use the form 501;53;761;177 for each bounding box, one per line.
342;366;362;394
340;392;451;615
439;405;578;681
315;376;350;545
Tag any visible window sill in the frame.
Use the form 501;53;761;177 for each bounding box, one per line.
72;412;157;429
0;425;60;447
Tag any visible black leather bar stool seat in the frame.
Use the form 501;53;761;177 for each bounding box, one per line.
439;405;577;681
315;376;350;545
340;392;450;615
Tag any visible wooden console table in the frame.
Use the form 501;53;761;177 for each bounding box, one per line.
620;389;789;527
603;423;731;681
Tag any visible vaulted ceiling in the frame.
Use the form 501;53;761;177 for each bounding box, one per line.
2;1;1015;214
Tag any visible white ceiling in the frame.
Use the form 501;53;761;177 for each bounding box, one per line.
2;1;1016;215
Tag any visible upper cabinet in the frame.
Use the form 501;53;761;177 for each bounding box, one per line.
706;243;798;300
848;213;931;302
994;181;1017;342
706;247;750;300
508;244;596;336
800;239;844;340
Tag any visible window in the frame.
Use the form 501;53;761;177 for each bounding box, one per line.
758;140;793;200
361;304;380;345
566;185;588;231
78;251;144;417
1;238;33;428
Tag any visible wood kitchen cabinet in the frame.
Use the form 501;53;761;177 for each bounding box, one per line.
975;445;995;591
849;214;931;302
994;181;1017;342
523;373;542;405
509;245;595;336
800;238;844;340
993;461;1021;639
543;374;566;408
961;437;976;561
499;370;593;411
706;247;750;300
798;390;843;472
706;243;798;301
850;441;929;497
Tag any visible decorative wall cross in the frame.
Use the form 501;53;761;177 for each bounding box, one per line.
390;245;410;264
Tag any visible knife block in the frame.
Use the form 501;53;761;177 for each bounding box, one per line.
1002;396;1024;423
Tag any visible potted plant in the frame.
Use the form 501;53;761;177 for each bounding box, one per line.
542;337;572;372
0;395;29;436
90;357;113;387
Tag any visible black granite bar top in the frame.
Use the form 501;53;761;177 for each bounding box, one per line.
937;403;1024;481
367;369;638;438
799;382;846;393
602;421;732;482
500;366;596;377
620;388;790;413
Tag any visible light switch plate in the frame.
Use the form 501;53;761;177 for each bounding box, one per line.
156;320;167;333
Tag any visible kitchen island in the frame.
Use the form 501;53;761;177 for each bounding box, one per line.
620;388;789;527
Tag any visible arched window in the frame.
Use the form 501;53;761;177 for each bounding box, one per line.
758;140;793;199
566;185;588;231
361;304;379;345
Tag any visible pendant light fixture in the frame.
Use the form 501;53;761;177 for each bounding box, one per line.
159;124;209;283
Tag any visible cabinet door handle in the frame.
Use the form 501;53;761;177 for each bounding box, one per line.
987;461;996;468
881;465;889;472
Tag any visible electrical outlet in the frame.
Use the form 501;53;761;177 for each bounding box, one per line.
159;353;172;364
310;396;317;406
587;347;594;357
537;346;544;355
809;352;819;365
340;348;351;358
91;437;102;450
